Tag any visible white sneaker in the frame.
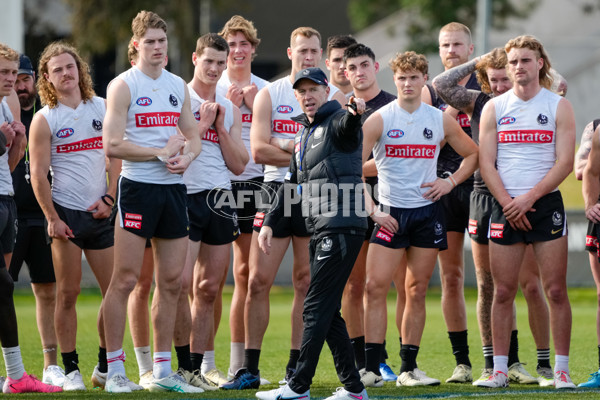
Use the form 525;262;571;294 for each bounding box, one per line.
446;364;472;383
42;365;65;387
554;370;576;389
536;367;554;387
91;365;107;389
138;370;154;389
473;370;509;388
397;370;440;386
256;383;309;400
508;362;537;384
325;387;369;400
176;368;217;391
360;371;384;388
204;368;229;387
149;372;204;393
63;370;86;391
105;374;143;393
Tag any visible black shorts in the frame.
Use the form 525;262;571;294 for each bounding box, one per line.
468;191;493;245
252;181;310;238
52;202;114;250
586;221;599;259
188;190;240;245
231;177;263;234
0;195;17;254
440;184;472;232
369;203;447;250
9;218;55;283
117;176;188;239
489;191;567;245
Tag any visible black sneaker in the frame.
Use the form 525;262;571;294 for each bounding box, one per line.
220;368;260;390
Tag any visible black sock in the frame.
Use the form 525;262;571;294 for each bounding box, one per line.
175;344;193;372
286;349;300;371
381;339;389;363
190;352;203;371
536;348;551;370
351;336;366;370
483;345;494;370
508;330;519;366
400;344;419;373
399;337;402;347
62;350;79;375
97;347;107;373
245;349;261;375
365;343;383;374
448;330;471;367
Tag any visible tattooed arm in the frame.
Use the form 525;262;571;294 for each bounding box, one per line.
432;57;481;118
575;121;595;180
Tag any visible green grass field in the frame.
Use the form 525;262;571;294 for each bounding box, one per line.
2;286;600;399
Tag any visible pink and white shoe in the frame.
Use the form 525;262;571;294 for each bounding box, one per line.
3;372;63;393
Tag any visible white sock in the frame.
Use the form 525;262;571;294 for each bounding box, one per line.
229;342;244;377
2;346;26;380
554;355;569;374
493;355;509;376
153;352;172;379
106;349;126;379
134;346;153;376
201;350;216;375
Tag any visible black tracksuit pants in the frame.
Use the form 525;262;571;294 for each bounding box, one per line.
288;231;365;394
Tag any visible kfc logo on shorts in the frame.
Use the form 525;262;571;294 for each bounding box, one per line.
56;128;74;139
537;114;549;125
423;128;433;140
169;94;178;107
136;97;152;106
277;105;293;114
387;129;404;139
92;119;103;131
586;235;598;248
124;213;143;230
499;116;516;125
375;227;393;243
490;229;503;238
253;212;265;228
468;219;478;235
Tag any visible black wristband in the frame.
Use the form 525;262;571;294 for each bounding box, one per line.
101;194;114;207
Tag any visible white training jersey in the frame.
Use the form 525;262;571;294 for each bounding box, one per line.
373;101;444;209
217;72;268;181
494;88;561;197
183;85;234;193
0;99;13;196
39;96;107;210
118;66;186;185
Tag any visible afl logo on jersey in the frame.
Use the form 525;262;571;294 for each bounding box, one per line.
277;105;293;114
499;116;516;125
169;94;178;107
537;114;548;125
136;97;152;106
387;129;404;139
423;128;433;140
92;119;103;131
56;128;74;139
193;111;201;121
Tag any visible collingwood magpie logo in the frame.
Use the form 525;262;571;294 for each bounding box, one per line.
169;94;178;107
552;211;563;226
423;128;433;140
92;119;103;131
537;114;548;125
434;222;443;236
321;237;332;251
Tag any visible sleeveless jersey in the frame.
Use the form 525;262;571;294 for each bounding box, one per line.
217;73;268;181
39;97;107;210
0;99;14;196
494;88;561;197
118;66;186;185
373;101;444;209
183;86;234;193
265;77;339;182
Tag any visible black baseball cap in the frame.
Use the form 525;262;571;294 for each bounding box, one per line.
293;67;328;89
18;54;34;76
